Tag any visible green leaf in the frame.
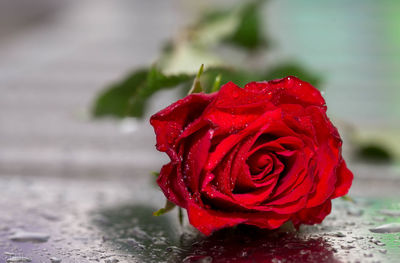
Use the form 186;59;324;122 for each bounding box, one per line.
92;69;149;118
263;62;322;89
153;200;176;216
147;66;194;90
211;74;222;92
224;0;268;50
203;66;262;91
341;195;355;203
356;144;393;163
188;64;205;94
92;66;194;119
151;171;160;177
127;66;194;117
180;66;263;95
196;9;232;26
188;8;240;48
178;207;183;226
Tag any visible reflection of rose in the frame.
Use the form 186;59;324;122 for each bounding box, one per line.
151;76;353;235
181;226;340;263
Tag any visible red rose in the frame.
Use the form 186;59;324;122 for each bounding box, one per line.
150;76;353;236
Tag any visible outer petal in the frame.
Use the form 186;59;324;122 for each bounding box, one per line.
292;200;332;227
187;202;290;236
187;202;247;236
157;163;188;208
244;76;326;109
331;159;353;198
305;107;341;207
203;82;276;135
150;93;215;152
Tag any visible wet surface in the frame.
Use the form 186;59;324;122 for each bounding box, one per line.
0;172;399;263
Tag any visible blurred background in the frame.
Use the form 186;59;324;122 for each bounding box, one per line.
1;1;400;262
0;0;399;180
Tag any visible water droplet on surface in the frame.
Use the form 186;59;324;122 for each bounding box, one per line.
152;236;167;245
6;257;32;263
332;232;346;238
117;238;145;250
374;241;386;247
369;223;400;233
347;207;364;216
41;212;61;222
378;249;387;254
372;216;386;222
379;209;400;217
9;230;50;242
183;255;213;263
49;257;62;263
340;245;355;250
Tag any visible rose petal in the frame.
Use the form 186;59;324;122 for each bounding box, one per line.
244;76;326;109
292;200;332;227
248;136;303;158
203;82;276;135
247;150;273;175
232;119;299;191
183;128;214;193
270;150;310;198
187;202;290;236
150;93;215;152
212;144;241;195
233;183;278;206
305;107;341;207
331;159;353;199
187;202;247;236
157;163;189;208
205;109;282;172
250;197;309;215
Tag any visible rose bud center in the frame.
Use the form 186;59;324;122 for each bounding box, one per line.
246;148;284;183
247;150;273;175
